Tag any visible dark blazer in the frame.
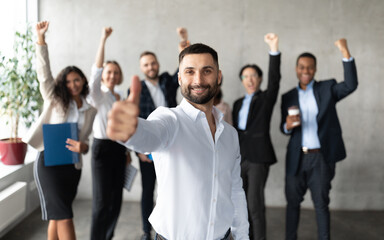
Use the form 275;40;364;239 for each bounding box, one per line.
280;60;358;176
128;70;179;119
233;54;281;164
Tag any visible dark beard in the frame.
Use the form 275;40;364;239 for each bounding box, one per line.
145;70;159;81
181;81;219;105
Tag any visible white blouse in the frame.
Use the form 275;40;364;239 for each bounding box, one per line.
88;64;123;139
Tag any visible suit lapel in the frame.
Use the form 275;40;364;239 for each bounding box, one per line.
141;81;156;108
233;97;244;128
292;89;300;109
313;81;322;121
313;81;321;109
79;108;91;141
158;75;168;100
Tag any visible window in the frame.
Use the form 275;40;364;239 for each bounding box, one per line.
0;0;38;140
0;0;38;174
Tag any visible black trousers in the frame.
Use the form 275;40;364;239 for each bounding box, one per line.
241;160;270;240
285;152;335;240
90;138;126;240
139;159;157;234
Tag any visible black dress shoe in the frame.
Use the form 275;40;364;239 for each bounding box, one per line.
140;232;152;240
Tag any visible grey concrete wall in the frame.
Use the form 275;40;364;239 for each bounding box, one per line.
39;0;384;210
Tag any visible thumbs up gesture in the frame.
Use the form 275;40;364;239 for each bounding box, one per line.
107;75;141;142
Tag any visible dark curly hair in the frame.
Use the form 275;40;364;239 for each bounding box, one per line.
53;66;89;112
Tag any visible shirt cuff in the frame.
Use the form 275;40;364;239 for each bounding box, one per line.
283;123;292;134
342;57;354;62
269;51;281;56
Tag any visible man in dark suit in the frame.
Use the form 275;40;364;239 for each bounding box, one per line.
233;33;280;240
280;39;358;240
129;28;189;240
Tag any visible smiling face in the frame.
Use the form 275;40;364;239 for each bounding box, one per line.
296;56;316;90
102;63;121;90
65;71;85;97
178;53;222;106
241;67;262;94
140;54;160;81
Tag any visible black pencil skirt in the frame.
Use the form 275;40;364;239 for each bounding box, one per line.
34;151;81;220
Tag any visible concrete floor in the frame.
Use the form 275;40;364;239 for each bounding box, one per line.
3;200;384;240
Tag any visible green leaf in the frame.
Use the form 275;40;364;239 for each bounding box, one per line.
0;23;43;137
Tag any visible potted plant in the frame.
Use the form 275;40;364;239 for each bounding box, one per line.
0;24;43;165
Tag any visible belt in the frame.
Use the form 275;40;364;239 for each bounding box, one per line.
302;147;321;154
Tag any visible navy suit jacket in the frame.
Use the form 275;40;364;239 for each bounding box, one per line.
280;60;358;176
233;54;281;164
128;70;179;119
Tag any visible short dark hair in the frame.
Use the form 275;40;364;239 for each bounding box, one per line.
140;51;157;60
179;43;219;68
239;64;263;81
296;52;317;67
54;66;89;112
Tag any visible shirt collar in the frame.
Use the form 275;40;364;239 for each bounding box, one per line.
179;98;222;123
297;79;315;92
101;84;121;100
101;83;110;93
72;97;91;112
144;79;160;89
245;92;255;100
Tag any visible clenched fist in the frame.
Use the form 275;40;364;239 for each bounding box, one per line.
334;38;351;59
36;21;49;45
264;33;279;52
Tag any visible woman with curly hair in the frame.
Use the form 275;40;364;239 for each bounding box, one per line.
23;21;97;240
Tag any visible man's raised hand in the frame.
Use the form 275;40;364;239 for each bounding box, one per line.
177;27;190;52
264;33;279;52
334;38;351;59
107;75;141;142
177;27;188;41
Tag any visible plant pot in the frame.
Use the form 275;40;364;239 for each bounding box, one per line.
0;138;27;165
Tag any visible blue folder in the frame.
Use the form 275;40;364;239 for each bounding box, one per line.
42;122;80;166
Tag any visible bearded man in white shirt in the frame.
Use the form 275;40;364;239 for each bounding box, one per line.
107;43;249;240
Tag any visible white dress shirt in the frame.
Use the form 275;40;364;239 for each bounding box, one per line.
66;97;92;131
122;99;249;240
144;79;167;107
88;64;123;139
